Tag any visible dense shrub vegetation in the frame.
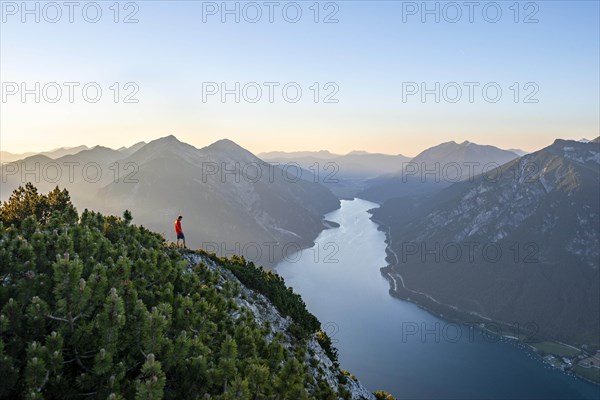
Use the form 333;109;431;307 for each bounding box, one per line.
0;185;347;399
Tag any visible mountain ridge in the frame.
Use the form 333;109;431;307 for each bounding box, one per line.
370;138;600;346
359;140;521;203
0;135;341;267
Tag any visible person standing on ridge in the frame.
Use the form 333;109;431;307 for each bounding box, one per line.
175;215;186;248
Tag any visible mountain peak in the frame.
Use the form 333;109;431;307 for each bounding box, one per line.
410;140;520;171
204;139;249;153
119;135;202;166
437;140;458;147
141;135;190;151
209;138;240;148
552;138;580;146
201;139;259;163
155;134;181;143
90;145;119;153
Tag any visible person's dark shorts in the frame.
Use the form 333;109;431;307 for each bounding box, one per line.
177;233;185;239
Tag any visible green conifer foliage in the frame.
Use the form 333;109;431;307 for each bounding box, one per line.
0;185;362;399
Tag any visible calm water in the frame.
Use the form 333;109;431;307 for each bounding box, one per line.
276;199;600;400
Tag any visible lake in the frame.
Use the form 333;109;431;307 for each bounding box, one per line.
275;198;600;400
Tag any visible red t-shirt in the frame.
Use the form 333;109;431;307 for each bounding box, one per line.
175;220;183;235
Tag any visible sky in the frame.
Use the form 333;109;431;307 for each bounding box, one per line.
1;0;599;157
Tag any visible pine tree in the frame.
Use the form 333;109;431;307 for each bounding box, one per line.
0;183;45;227
216;337;238;393
135;354;166;400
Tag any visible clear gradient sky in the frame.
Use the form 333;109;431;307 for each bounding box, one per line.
1;0;598;156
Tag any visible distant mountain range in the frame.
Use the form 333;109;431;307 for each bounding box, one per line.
259;150;339;160
1;136;339;266
259;150;410;177
371;138;600;346
507;148;529;156
1;142;148;164
117;141;147;156
360;141;521;203
1;145;90;163
259;150;411;199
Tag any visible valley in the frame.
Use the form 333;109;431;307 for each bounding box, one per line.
2;136;599;398
276;198;600;399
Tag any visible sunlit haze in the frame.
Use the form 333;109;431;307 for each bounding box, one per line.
1;1;598;156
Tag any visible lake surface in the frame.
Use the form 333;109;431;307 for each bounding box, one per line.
276;199;600;400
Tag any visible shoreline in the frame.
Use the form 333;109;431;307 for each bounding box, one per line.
369;212;600;387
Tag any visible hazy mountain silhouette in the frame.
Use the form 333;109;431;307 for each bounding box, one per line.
260;150;409;178
0;136;339;267
360;141;520;203
508;148;529;156
260;150;410;198
117;141;147;156
1;142;148;164
371;138;600;346
259;150;337;160
1;145;90;163
1;145;126;205
100;136;340;266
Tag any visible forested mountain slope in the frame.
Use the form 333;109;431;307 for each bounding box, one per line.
0;185;379;400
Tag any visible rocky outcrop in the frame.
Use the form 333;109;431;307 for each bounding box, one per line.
183;252;376;400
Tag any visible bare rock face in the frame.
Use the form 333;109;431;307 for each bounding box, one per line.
184;252;376;400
